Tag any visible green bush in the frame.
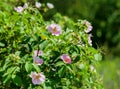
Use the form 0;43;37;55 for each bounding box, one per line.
0;1;103;89
46;0;120;50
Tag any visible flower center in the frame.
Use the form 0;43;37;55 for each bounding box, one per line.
64;58;69;63
35;61;38;64
35;74;40;79
53;27;57;32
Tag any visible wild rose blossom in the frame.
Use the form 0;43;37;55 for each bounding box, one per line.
14;6;24;13
34;50;43;57
47;2;54;9
61;54;71;64
33;56;43;65
46;24;62;36
35;2;42;8
30;72;45;85
82;20;93;33
33;50;43;65
88;34;92;46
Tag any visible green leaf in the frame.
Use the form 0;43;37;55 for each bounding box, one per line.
15;51;21;56
12;75;22;86
58;66;65;77
66;65;75;75
3;74;11;84
43;85;52;89
27;84;33;89
25;62;33;73
2;59;11;71
7;67;17;74
55;61;64;67
94;53;102;61
71;86;77;89
40;40;49;50
62;86;69;89
43;82;52;89
32;64;40;72
37;86;43;89
0;42;5;47
73;55;80;63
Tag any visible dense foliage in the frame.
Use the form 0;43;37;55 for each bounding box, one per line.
0;1;103;89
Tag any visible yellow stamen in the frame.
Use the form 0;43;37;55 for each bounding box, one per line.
64;58;69;63
35;61;38;64
35;74;40;79
53;27;57;32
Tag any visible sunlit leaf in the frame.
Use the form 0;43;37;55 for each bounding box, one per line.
32;64;40;72
0;42;5;47
55;61;64;67
25;62;33;73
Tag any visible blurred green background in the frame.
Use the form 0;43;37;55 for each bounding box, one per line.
1;0;120;89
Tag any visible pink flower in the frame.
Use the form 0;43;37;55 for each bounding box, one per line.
82;20;93;33
46;24;62;36
61;54;71;64
30;72;45;85
34;50;43;57
14;6;24;13
33;57;43;65
88;34;92;46
47;2;54;9
33;50;43;65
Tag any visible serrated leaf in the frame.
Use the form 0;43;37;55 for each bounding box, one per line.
25;62;33;73
55;61;64;67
